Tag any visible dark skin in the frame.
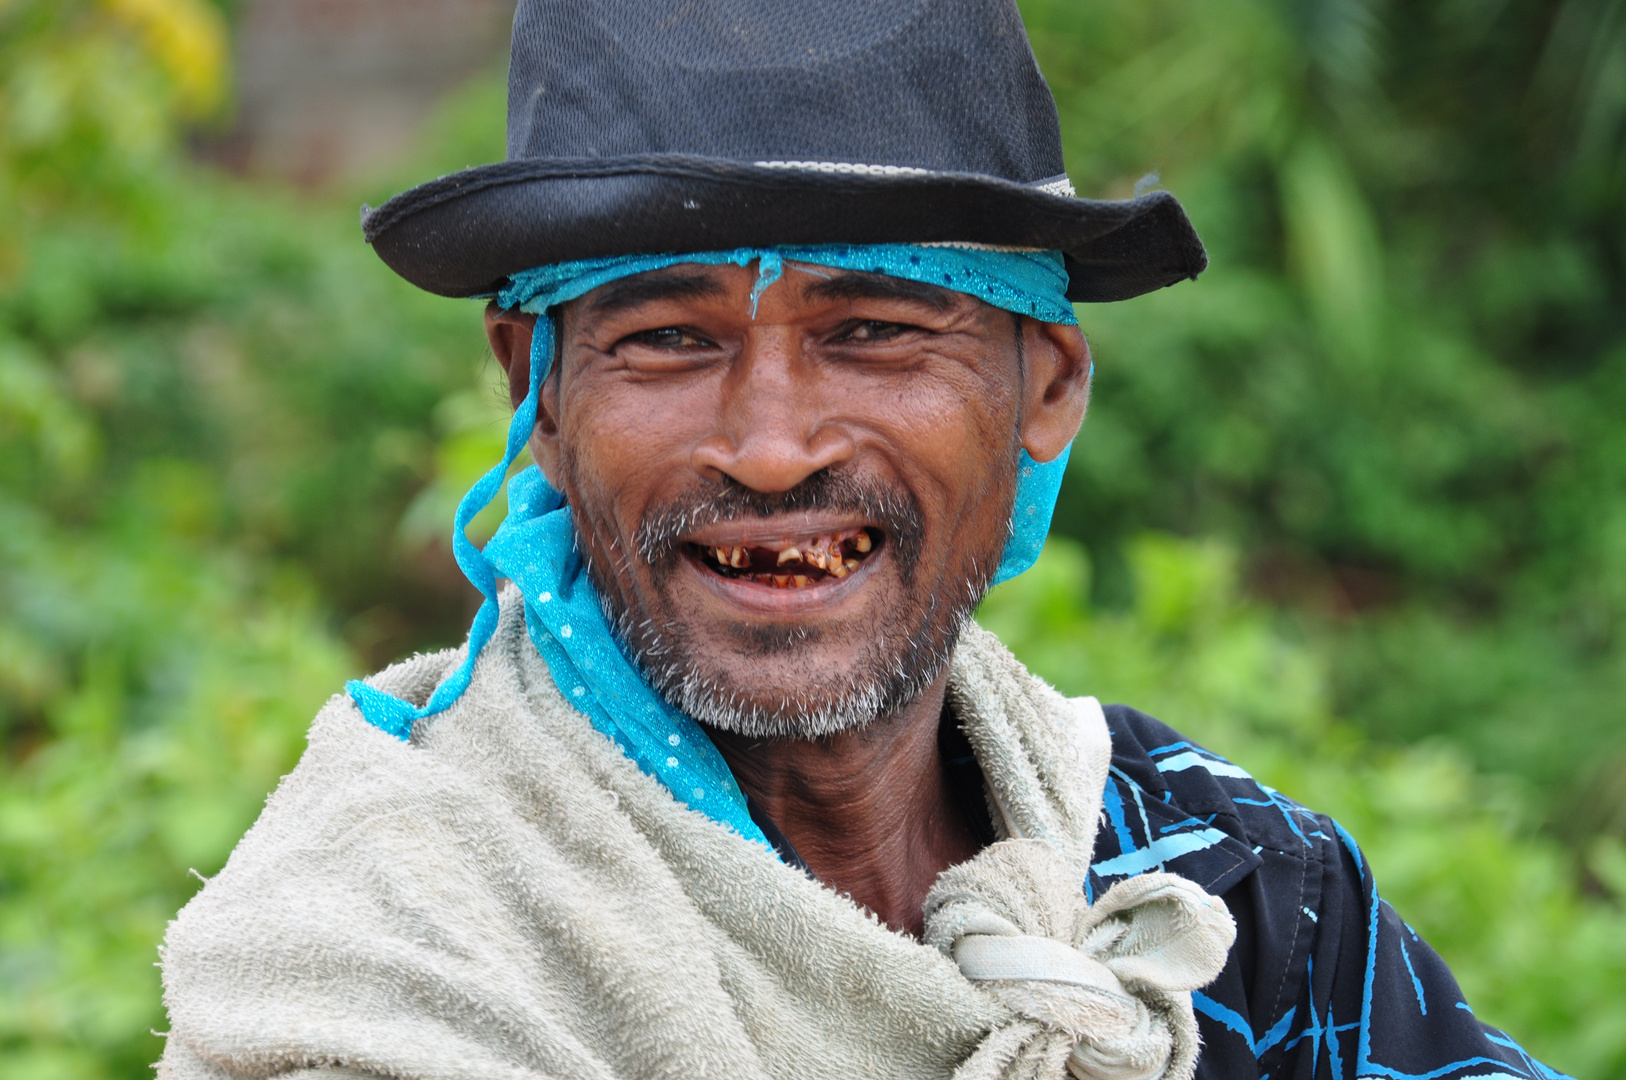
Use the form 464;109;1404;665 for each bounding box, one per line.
486;261;1090;937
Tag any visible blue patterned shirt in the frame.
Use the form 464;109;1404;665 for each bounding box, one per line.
1092;704;1567;1080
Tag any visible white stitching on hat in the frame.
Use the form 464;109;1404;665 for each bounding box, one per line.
754;160;934;176
755;160;1078;200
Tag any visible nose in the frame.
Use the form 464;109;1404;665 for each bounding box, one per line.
689;326;854;492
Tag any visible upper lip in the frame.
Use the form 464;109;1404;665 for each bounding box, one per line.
682;513;874;549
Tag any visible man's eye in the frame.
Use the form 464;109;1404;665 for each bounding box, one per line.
840;320;911;342
622;327;708;349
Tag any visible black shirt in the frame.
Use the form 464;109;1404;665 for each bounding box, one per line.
1091;705;1565;1080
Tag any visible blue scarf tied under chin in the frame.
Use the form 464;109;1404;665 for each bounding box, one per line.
348;244;1081;849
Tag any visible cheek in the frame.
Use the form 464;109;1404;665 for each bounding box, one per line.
868;370;1020;542
556;380;709;528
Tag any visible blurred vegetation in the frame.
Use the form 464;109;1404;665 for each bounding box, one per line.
1024;0;1626;846
0;3;496;1074
0;0;1621;1077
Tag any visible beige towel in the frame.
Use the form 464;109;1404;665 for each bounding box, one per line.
158;587;1232;1080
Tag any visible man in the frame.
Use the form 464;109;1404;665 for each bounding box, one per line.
158;2;1563;1079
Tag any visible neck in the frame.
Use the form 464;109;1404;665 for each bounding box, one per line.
703;669;983;938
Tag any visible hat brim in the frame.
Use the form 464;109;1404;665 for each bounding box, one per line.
362;155;1207;304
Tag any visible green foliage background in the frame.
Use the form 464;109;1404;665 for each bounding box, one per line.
0;1;1622;1077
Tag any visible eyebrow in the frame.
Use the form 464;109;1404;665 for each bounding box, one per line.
582;271;730;317
797;268;955;311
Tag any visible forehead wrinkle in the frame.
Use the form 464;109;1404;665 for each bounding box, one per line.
581;269;731;319
794;267;958;313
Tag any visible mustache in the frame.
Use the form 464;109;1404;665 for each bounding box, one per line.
634;470;925;585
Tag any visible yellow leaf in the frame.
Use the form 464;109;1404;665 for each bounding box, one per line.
103;0;227;116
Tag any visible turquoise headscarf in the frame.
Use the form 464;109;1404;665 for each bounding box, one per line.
348;244;1081;849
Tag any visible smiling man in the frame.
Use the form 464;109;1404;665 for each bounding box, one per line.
484;259;1086;938
157;3;1563;1080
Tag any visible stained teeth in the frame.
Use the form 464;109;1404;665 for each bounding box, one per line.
701;530;874;579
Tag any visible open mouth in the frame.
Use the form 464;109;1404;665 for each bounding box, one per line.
685;527;880;590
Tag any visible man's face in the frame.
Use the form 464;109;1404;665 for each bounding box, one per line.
503;261;1086;739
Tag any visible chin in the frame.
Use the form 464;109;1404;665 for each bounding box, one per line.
656;667;919;741
633;613;961;741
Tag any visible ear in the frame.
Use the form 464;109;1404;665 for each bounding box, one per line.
483;302;563;485
1016;319;1091;464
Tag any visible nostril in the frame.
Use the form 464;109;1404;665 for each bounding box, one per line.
692;422;856;495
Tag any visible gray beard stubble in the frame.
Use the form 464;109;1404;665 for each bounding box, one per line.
575;468;1013;740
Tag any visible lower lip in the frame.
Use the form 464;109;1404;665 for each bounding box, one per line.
682;550;881;613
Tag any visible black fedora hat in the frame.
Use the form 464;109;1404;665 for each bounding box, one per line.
363;0;1206;304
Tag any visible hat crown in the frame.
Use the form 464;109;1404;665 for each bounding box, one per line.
506;0;1066;183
